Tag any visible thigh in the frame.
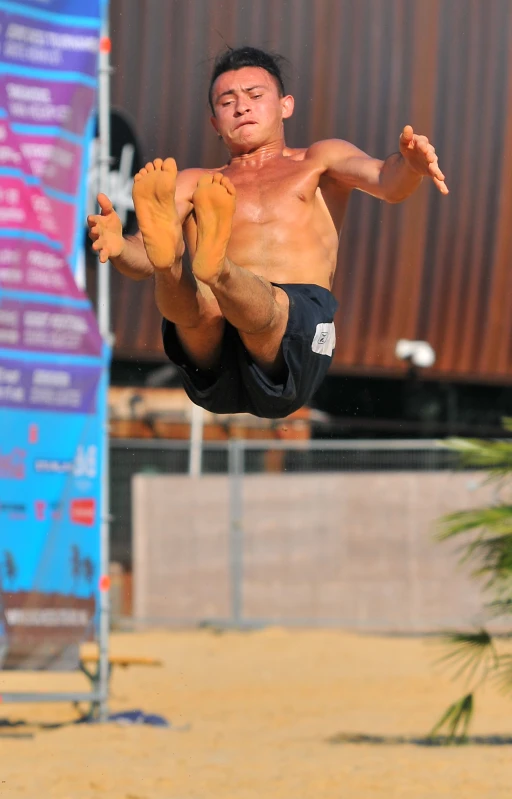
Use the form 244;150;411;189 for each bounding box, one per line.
175;315;226;371
237;284;290;378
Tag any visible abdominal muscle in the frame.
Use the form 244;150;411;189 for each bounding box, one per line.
226;225;336;289
225;192;339;290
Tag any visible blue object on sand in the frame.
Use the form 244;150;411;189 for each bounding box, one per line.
107;709;170;727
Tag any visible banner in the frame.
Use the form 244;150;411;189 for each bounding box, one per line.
0;0;108;670
0;0;104;282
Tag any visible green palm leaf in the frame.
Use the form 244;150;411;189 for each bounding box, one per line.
435;630;498;685
469;535;512;589
437;506;512;542
431;424;512;741
492;654;512;696
429;693;474;743
486;598;512;618
440;437;512;480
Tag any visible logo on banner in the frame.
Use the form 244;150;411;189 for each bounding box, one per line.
0;502;27;520
70;498;96;527
28;424;39;444
34;458;74;475
34;500;47;522
87;110;142;233
0;448;26;480
34;446;98;478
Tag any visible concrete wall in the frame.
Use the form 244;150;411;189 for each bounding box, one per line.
132;471;494;631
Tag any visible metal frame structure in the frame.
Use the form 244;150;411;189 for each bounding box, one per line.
96;3;112;726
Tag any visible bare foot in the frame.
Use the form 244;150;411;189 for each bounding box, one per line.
192;173;236;283
132;158;184;269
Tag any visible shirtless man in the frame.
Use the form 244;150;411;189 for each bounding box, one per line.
87;47;448;419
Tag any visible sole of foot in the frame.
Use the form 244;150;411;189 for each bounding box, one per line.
192;172;236;284
132;157;184;269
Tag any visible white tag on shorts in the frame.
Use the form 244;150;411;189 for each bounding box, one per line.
311;322;336;356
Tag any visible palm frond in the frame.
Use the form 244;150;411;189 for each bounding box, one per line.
440;437;512;479
429;693;474;744
491;654;512;696
462;534;512;587
436;506;512;542
486;598;512;618
434;630;498;685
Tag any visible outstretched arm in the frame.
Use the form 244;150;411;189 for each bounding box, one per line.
309;125;448;203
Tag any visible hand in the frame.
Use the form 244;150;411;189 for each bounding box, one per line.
87;193;125;263
399;125;448;195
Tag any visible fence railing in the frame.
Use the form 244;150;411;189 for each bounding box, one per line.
109;438;462;568
112;438;494;631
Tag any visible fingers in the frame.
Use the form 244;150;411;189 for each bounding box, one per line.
400;125;414;147
402;128;448;192
433;176;449;195
428;157;445;182
88;224;99;242
97;192;113;213
86;214;99;230
416;137;448;190
91;238;110;262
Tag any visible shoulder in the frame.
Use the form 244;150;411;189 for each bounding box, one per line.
306;138;360;163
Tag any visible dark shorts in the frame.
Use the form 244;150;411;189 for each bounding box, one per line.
161;283;338;419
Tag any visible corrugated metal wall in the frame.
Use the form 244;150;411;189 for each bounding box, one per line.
105;0;512;383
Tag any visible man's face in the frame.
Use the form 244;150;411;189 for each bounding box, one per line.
210;67;293;153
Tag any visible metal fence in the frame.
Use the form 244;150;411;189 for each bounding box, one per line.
127;438;495;632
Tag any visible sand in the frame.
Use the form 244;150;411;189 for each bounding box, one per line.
0;628;510;798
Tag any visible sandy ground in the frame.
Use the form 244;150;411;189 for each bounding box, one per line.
0;628;510;798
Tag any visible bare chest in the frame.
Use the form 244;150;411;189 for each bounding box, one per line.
223;161;323;223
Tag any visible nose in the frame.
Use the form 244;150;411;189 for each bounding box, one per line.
234;96;250;115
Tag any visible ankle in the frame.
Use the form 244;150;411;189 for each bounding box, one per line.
203;257;231;288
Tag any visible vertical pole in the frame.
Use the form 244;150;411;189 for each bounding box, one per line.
97;16;111;338
228;439;244;625
97;9;112;723
189;403;204;477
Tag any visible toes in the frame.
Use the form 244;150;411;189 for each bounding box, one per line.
196;172;236;195
197;173;214;189
144;161;155;172
163;157;177;172
153;158;163;170
135;169;147;179
221;176;236;195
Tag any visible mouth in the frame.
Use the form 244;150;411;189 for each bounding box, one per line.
235;121;256;130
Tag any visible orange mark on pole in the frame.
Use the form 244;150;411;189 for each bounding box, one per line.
99;575;111;592
100;37;111;53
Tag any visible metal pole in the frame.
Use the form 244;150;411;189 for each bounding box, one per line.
228;439;244;625
96;9;112;723
97;17;111;337
189;402;204;477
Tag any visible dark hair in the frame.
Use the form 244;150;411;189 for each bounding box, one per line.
208;46;287;113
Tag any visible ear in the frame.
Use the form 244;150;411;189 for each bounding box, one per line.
281;94;295;120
